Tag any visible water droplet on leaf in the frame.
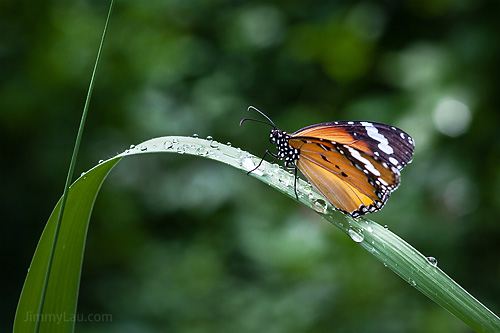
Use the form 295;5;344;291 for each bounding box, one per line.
427;257;438;267
348;229;364;243
241;157;263;176
312;199;328;213
196;147;208;156
163;141;173;150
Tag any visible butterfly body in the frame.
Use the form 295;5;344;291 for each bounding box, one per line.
241;107;415;218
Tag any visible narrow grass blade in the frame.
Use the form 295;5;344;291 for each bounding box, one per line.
14;158;121;332
17;1;116;332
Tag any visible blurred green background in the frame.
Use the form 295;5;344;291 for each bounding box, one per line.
2;0;499;332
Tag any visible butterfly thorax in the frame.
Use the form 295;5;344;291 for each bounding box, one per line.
270;129;300;168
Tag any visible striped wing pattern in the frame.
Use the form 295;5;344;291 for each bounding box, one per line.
288;121;414;217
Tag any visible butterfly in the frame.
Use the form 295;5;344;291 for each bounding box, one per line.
240;106;415;218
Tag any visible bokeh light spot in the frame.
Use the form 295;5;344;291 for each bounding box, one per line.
433;98;471;137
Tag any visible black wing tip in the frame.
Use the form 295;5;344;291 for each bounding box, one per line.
345;199;387;218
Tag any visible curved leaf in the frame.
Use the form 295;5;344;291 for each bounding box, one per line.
14;136;500;332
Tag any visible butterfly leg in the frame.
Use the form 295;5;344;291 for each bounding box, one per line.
293;166;299;200
247;150;278;175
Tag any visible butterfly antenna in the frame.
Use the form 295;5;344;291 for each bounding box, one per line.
239;106;277;128
249;106;277;127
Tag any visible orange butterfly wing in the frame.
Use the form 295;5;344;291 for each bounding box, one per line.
292;121;414;171
290;139;392;215
288;121;414;216
292;124;372;155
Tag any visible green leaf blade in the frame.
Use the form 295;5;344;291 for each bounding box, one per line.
14;158;121;333
14;136;500;332
342;219;500;333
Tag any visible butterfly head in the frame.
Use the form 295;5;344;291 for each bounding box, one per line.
240;106;299;168
269;128;279;144
269;128;286;146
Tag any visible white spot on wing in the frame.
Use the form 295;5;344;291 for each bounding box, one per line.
389;157;399;166
347;147;381;177
379;143;394;155
378;177;389;186
360;122;394;155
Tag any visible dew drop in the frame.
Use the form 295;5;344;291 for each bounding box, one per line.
409;279;417;287
206;135;213;141
210;141;219;148
172;138;179;144
226;141;232;147
312;199;328;214
129;144;135;149
383;225;389;229
80;172;86;177
140;145;147;151
348;229;364;243
192;133;199;138
241;157;263;176
383;262;388;267
98;159;103;164
279;176;293;187
196;147;208;156
177;146;185;154
366;226;373;233
163;141;173;150
426;257;438;267
302;185;312;194
241;157;254;170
